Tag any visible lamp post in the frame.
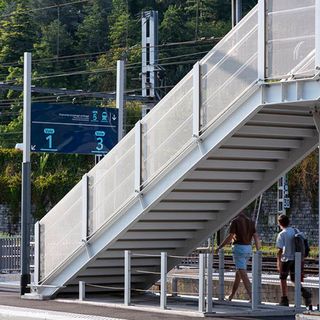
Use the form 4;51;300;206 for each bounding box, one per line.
20;52;32;296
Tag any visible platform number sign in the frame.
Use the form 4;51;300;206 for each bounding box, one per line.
31;103;118;155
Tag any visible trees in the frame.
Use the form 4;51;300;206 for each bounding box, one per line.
76;0;111;53
0;1;35;64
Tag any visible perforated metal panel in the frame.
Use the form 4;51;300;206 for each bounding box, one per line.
267;0;315;78
88;129;135;235
201;7;258;129
40;181;82;280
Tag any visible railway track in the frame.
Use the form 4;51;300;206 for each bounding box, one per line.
180;255;319;275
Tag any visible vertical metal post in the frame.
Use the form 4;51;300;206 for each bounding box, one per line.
258;0;266;81
124;250;131;306
21;52;32;296
193;62;201;138
160;252;167;309
294;252;302;309
218;249;225;301
82;174;88;241
134;121;142;193
198;253;205;312
206;253;213;313
316;0;320;69
79;281;86;301
33;222;40;285
116;60;125;141
312;110;320;308
232;0;242;27
252;251;262;310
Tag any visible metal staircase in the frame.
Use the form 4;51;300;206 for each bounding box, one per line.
33;0;320;298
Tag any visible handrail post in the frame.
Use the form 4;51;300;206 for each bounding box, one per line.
193;62;201;138
124;250;131;306
160;252;167;309
206;253;213;313
258;0;266;80
294;252;302;310
218;249;225;301
198;253;205;312
34;222;40;286
135;121;142;193
82;174;88;242
316;0;320;69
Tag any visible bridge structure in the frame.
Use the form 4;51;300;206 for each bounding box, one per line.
27;0;320;315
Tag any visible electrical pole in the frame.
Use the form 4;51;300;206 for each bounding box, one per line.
21;52;32;296
141;10;158;117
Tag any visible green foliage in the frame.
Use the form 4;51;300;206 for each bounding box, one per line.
289;150;318;200
0;1;35;63
0;149;94;224
76;0;111;53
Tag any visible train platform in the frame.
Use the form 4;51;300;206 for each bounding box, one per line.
0;272;317;319
0;290;298;320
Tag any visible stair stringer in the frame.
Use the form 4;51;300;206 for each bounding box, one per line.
36;79;320;298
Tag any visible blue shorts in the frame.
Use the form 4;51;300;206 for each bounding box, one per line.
232;244;252;270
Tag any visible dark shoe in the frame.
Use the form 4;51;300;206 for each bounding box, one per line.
302;288;312;307
279;296;289;306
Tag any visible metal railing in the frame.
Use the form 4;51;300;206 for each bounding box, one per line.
77;250;306;314
0;236;34;274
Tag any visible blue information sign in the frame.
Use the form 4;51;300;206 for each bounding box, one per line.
31;103;118;155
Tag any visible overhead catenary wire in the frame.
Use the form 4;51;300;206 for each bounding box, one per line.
0;38;218;68
0;0;94;20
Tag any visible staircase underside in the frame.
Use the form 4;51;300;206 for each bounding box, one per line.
54;83;319;295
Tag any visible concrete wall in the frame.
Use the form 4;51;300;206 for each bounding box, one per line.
0;205;19;235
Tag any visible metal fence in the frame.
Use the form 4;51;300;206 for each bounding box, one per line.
0;236;34;273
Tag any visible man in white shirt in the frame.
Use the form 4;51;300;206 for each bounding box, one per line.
276;214;311;307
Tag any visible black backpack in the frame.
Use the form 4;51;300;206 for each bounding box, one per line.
294;228;310;258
